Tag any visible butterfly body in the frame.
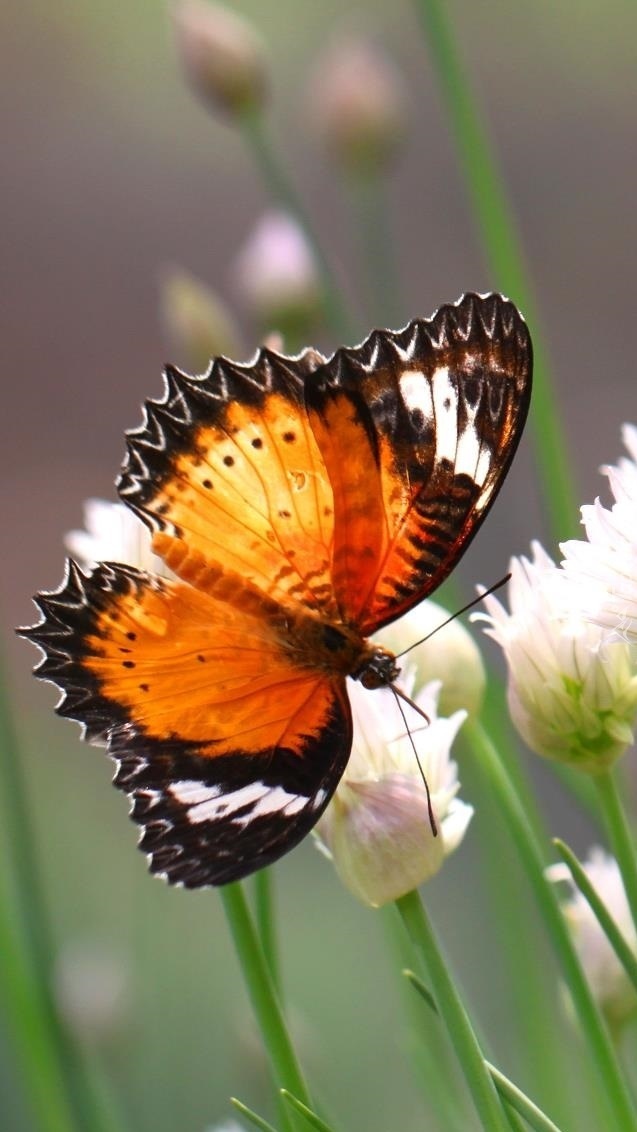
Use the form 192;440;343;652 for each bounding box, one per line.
23;293;532;886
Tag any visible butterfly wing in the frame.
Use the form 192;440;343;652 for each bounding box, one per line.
118;345;342;620
305;292;532;633
23;562;351;885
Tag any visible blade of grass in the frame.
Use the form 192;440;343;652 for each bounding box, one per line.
280;1090;337;1132
231;1096;280;1132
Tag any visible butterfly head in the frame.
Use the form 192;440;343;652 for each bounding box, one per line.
352;643;400;690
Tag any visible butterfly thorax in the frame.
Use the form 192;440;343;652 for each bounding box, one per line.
281;608;400;689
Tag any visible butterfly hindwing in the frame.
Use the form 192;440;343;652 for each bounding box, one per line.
305;293;532;633
23;560;352;885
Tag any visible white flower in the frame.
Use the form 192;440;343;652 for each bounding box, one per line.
375;599;486;719
66;499;173;577
546;849;637;1030
317;678;472;907
561;424;637;644
475;542;637;772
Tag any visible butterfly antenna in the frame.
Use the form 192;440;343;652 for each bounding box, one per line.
394;573;511;660
390;685;438;837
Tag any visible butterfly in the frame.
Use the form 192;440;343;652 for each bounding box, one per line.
22;293;532;887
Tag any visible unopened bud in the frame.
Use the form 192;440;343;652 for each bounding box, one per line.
160;267;242;372
172;1;267;116
232;211;322;340
309;40;406;174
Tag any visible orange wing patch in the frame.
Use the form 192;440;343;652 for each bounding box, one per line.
120;350;340;618
41;562;343;760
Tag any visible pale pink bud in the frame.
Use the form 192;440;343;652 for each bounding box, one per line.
172;1;267;116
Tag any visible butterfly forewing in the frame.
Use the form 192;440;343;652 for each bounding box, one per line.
306;293;532;633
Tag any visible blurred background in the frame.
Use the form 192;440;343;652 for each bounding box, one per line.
2;1;637;1130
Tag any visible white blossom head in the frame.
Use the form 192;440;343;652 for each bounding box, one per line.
474;542;637;773
561;424;637;644
316;678;472;907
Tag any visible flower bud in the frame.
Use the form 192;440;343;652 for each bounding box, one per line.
317;680;472;907
160;267;242;373
172;1;267;116
546;849;637;1031
232;211;322;340
308;40;406;174
375;600;486;718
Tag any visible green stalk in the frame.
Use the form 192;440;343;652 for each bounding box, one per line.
395;890;511;1132
0;886;76;1132
238;108;354;342
553;838;637;994
412;0;578;542
404;970;565;1132
253;868;282;998
466;717;637;1130
280;1090;337;1132
231;1096;279;1132
220;883;311;1108
382;908;473;1128
346;172;403;328
0;662;118;1132
594;768;637;936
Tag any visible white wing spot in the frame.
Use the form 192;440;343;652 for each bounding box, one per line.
168;779;307;826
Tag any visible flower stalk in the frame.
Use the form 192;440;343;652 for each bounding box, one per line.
395;890;511;1132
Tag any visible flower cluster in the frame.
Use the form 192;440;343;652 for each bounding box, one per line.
475;425;637;775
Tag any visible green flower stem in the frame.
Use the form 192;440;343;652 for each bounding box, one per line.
238;108;354;342
553;838;637;994
0;663;118;1132
594;768;637;937
395;890;511;1132
0;887;76;1132
220;883;311;1111
466;717;637;1131
404;970;564;1132
412;0;578;542
383;911;473;1128
253;867;282;998
346;172;403;328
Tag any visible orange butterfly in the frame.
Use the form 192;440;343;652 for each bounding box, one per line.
22;293;532;887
